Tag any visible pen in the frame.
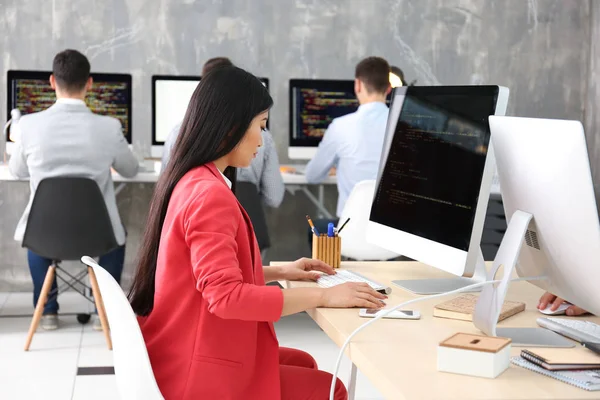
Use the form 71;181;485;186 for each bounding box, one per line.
306;215;320;236
327;222;335;237
336;218;351;234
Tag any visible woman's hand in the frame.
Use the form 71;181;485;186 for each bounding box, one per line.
320;282;387;309
282;258;336;281
538;292;588;316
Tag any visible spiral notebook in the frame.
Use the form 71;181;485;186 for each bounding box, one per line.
511;356;600;391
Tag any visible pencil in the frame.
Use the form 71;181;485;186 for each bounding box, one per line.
336;218;351;234
306;215;320;236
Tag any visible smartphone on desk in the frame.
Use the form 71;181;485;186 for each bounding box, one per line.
359;308;421;320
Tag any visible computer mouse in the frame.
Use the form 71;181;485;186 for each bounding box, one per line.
538;303;571;315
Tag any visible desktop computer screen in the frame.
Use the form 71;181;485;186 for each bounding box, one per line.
6;70;132;143
288;79;357;159
152;75;269;157
371;87;498;251
288;79;392;159
367;86;509;294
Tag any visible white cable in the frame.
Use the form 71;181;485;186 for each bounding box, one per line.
328;275;548;400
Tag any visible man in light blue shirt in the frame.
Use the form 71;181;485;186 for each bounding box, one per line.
305;56;391;235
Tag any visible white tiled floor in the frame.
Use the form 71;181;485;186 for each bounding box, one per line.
0;291;384;400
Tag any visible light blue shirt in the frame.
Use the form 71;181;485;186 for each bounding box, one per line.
305;102;389;217
162;122;284;208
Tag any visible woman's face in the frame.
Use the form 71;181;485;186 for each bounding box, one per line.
229;110;268;168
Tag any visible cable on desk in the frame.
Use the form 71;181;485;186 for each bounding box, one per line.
329;275;548;400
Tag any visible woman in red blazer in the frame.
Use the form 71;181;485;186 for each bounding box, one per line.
129;66;387;400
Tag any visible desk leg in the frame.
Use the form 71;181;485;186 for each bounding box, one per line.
300;186;333;220
348;363;357;400
115;183;126;196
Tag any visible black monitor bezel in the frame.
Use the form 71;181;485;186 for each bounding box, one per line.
6;70;133;144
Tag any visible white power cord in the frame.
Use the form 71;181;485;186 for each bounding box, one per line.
328;275;548;400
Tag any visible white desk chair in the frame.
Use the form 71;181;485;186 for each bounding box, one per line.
338;180;400;261
81;256;164;400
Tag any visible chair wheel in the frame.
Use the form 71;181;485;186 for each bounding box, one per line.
77;313;91;324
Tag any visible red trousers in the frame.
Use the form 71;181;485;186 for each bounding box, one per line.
279;347;347;400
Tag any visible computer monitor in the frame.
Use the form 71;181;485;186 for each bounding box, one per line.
6;70;132;147
152;75;269;158
288;79;394;160
366;85;509;294
487;116;600;317
288;79;358;159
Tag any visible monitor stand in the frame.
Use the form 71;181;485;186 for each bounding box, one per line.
391;250;487;295
472;210;574;348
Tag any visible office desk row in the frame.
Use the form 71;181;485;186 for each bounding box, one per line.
0;163;338;218
274;261;600;400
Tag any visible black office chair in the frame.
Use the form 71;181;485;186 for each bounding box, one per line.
23;177;116;351
235;182;270;258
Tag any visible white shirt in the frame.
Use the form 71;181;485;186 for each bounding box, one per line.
218;168;232;189
305;102;389;217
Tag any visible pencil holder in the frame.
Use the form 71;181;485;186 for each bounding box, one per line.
312;234;341;268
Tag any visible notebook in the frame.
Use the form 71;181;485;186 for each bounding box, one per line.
433;294;525;322
521;348;600;371
511;356;600;391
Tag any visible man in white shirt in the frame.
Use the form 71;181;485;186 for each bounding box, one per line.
305;56;391;239
9;49;138;330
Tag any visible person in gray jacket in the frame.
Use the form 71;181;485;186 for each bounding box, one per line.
9;49;138;330
161;57;284;208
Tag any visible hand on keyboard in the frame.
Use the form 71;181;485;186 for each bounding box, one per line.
538;292;588;316
321;282;387;310
282;258;336;281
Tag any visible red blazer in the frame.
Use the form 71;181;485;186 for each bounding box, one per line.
139;163;284;399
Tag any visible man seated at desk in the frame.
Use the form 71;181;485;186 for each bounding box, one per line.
161;57;284;208
305;56;392;240
9;49;138;331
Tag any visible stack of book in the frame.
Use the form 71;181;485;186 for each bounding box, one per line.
512;347;600;391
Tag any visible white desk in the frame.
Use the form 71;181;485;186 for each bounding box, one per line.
273;261;600;400
0;163;338;217
280;165;337;219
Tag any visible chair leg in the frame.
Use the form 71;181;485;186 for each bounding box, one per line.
87;267;113;351
88;267;112;350
24;264;56;351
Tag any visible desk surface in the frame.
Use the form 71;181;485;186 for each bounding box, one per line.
273;261;600;400
0;163;337;185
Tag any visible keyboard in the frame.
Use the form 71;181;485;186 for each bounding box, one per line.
317;270;391;295
537;317;600;343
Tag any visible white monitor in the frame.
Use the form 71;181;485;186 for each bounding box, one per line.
151;75;200;158
488;116;600;317
366;85;509;294
152;75;269;159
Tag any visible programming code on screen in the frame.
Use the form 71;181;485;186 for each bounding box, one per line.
370;91;497;251
293;87;358;140
10;79;130;135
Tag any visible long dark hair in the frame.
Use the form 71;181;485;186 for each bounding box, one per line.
129;66;273;316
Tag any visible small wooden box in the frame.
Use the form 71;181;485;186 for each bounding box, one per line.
312;234;341;268
438;333;512;379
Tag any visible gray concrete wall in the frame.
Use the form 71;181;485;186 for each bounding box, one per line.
0;0;593;290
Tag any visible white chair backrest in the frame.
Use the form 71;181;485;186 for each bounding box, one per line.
81;256;164;400
338;180;400;261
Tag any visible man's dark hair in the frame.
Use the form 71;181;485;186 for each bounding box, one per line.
355;56;391;95
202;57;234;76
52;49;91;93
